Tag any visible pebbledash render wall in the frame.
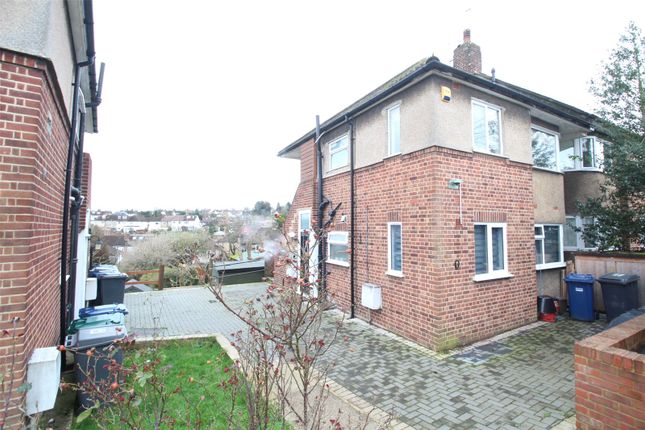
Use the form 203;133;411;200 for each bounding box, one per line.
276;134;537;349
0;49;71;425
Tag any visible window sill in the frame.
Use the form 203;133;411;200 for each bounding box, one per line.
472;149;508;159
386;270;404;278
326;165;349;174
384;152;401;160
473;271;513;282
327;260;349;268
562;168;603;173
536;262;566;271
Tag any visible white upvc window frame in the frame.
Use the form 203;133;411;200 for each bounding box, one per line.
328;134;349;171
471;99;504;156
531;125;560;172
574;137;603;170
327;231;349;267
473;222;511;282
387;103;401;156
288;209;312;278
386;222;403;277
564;216;597;251
560;137;603;172
298;209;311;233
535;224;565;270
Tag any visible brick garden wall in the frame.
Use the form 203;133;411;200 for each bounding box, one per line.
0;49;71;427
277;141;537;349
575;314;645;430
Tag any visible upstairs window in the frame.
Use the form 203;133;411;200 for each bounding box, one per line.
579;137;600;168
327;232;349;266
472;100;502;155
531;126;559;171
387;104;401;156
559;137;603;171
328;135;349;171
535;224;564;269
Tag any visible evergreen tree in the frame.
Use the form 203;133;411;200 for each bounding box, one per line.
578;22;645;251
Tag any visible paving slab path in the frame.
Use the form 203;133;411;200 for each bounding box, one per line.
124;284;604;429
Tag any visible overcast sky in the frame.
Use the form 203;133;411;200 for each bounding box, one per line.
84;0;644;211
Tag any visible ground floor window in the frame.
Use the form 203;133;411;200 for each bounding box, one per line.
327;231;349;266
564;216;596;251
535;224;564;269
387;222;402;276
474;223;509;281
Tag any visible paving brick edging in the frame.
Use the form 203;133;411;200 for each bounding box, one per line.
212;333;414;430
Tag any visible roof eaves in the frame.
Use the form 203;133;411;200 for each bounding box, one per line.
278;59;603;157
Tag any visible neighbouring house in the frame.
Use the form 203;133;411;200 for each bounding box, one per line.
0;0;102;426
161;214;203;231
275;30;606;349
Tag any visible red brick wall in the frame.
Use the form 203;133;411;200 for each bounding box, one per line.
274;139;316;287
0;50;71;426
575;314;645;430
277;143;537;349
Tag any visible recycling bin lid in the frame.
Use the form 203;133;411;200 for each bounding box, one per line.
565;273;595;283
79;304;128;319
597;272;640;285
76;323;126;349
68;312;125;335
89;265;121;277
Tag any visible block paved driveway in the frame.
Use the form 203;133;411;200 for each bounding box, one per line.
124;283;604;429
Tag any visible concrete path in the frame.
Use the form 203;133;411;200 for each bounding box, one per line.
124;283;264;339
124;284;604;429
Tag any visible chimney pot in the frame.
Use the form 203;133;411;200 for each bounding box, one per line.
464;29;471;43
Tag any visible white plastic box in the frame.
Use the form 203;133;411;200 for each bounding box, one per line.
361;283;382;310
85;277;98;301
26;347;60;415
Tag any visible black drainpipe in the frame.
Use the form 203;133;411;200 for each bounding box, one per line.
59;63;84;349
348;118;356;319
315;116;326;293
67;110;86;330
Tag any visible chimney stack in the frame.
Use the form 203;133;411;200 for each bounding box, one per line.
453;29;482;74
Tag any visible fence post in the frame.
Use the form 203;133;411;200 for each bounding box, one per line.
158;264;165;290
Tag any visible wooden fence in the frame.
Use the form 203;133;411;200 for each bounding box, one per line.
125;265;165;290
573;254;644;312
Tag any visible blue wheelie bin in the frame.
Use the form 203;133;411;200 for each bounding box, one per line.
565;274;595;321
79;304;128;319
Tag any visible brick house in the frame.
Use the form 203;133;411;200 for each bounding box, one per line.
0;0;101;426
275;30;605;349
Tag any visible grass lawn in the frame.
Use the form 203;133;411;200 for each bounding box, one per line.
72;338;285;429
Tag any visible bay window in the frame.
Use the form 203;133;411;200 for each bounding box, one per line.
559;137;603;171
